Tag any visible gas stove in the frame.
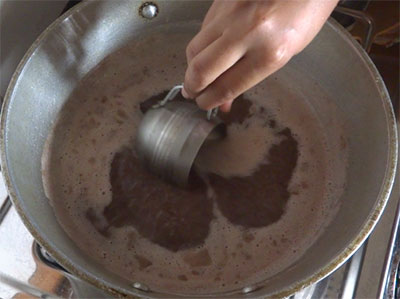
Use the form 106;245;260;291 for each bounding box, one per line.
0;1;398;298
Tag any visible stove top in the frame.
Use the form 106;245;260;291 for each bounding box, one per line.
0;1;398;298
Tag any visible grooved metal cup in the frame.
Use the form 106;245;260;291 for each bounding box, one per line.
136;101;226;186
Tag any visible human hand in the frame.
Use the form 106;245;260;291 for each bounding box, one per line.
182;0;339;112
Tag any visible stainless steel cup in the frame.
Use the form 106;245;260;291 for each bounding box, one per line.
136;101;226;186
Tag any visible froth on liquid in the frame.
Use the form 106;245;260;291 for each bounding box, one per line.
41;31;347;294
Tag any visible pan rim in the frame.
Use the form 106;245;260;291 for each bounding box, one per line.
0;1;397;297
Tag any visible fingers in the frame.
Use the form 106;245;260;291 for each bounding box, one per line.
186;24;221;63
201;0;220;28
184;34;246;99
186;0;226;63
195;52;286;110
219;100;233;113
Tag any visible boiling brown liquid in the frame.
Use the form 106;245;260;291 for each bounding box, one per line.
97;149;213;252
86;93;298;252
42;31;347;294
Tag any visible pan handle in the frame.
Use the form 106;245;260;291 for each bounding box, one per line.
334;6;376;52
378;196;400;299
